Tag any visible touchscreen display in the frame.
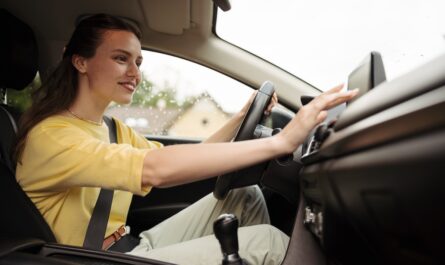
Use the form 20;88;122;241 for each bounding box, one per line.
347;51;386;104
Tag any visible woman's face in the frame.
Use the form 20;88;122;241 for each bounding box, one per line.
81;30;143;105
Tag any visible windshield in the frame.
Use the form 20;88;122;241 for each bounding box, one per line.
216;0;445;90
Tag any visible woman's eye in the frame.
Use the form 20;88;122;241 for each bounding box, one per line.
115;55;127;62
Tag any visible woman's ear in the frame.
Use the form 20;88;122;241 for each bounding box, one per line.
72;55;87;74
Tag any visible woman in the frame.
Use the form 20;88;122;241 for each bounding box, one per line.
15;14;357;265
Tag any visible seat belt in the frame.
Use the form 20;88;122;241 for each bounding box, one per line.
83;116;117;250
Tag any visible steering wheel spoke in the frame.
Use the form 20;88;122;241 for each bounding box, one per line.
213;81;275;200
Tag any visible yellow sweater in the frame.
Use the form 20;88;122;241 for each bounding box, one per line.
16;115;162;246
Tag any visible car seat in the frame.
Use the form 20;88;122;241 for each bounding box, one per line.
0;8;56;243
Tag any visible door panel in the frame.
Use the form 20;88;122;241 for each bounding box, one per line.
128;136;215;235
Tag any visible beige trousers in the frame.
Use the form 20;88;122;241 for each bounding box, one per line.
128;186;289;265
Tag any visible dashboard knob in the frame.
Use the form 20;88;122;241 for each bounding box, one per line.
314;123;330;142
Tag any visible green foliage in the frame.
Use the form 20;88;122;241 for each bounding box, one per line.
5;72;195;111
131;75;154;106
130;73;193;109
6;74;41;112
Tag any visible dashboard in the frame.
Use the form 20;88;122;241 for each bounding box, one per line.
301;51;386;162
295;52;445;265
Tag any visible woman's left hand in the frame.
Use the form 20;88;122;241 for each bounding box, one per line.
240;91;278;117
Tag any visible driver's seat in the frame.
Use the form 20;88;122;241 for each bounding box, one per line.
0;8;56;243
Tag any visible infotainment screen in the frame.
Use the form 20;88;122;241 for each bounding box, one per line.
301;51;387;161
347;51;386;104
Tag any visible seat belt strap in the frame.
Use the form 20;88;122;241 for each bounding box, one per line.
83;116;117;250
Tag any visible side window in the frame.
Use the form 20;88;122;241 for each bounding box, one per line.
6;73;41;112
106;51;252;139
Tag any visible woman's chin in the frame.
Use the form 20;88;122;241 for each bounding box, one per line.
114;97;133;105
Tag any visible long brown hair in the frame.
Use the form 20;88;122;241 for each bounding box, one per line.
14;14;141;163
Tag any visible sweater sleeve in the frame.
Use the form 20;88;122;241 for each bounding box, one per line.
17;123;154;196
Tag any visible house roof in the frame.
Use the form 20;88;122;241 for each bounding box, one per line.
163;93;232;131
106;106;180;134
106;93;234;135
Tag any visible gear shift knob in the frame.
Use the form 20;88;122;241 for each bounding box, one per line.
214;213;247;265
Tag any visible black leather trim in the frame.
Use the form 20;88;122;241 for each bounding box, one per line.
0;238;45;258
41;243;175;265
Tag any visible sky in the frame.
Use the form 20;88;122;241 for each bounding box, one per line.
138;0;445;113
217;0;445;89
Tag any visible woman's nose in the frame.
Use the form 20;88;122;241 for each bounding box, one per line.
126;62;140;77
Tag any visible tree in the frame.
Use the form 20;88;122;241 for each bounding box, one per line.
130;73;190;109
6;74;41;112
6;72;195;111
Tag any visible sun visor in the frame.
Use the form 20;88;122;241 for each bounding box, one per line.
140;0;191;35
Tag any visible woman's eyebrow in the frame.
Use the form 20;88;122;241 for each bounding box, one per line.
112;49;143;60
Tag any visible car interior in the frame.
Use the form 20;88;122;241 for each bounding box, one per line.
1;0;444;265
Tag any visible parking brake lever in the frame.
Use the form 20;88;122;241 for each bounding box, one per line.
214;214;248;265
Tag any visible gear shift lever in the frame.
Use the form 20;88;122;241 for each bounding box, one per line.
214;213;247;265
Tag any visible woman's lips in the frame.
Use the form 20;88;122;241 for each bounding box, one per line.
118;81;136;92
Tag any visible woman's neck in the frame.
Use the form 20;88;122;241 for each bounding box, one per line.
68;87;110;124
68;101;106;124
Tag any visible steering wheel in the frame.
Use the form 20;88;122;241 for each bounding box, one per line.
213;81;275;200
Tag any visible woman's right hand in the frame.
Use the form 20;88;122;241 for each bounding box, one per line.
142;84;358;188
275;84;358;154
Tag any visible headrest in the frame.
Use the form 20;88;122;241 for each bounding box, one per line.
0;9;38;91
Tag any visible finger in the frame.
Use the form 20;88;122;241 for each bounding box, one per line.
265;92;278;113
324;83;344;95
308;85;343;110
267;98;277;112
324;89;359;109
309;88;354;112
316;110;328;124
310;84;345;109
316;91;356;111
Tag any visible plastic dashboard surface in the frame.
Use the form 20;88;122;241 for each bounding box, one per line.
301;53;445;163
298;53;445;265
